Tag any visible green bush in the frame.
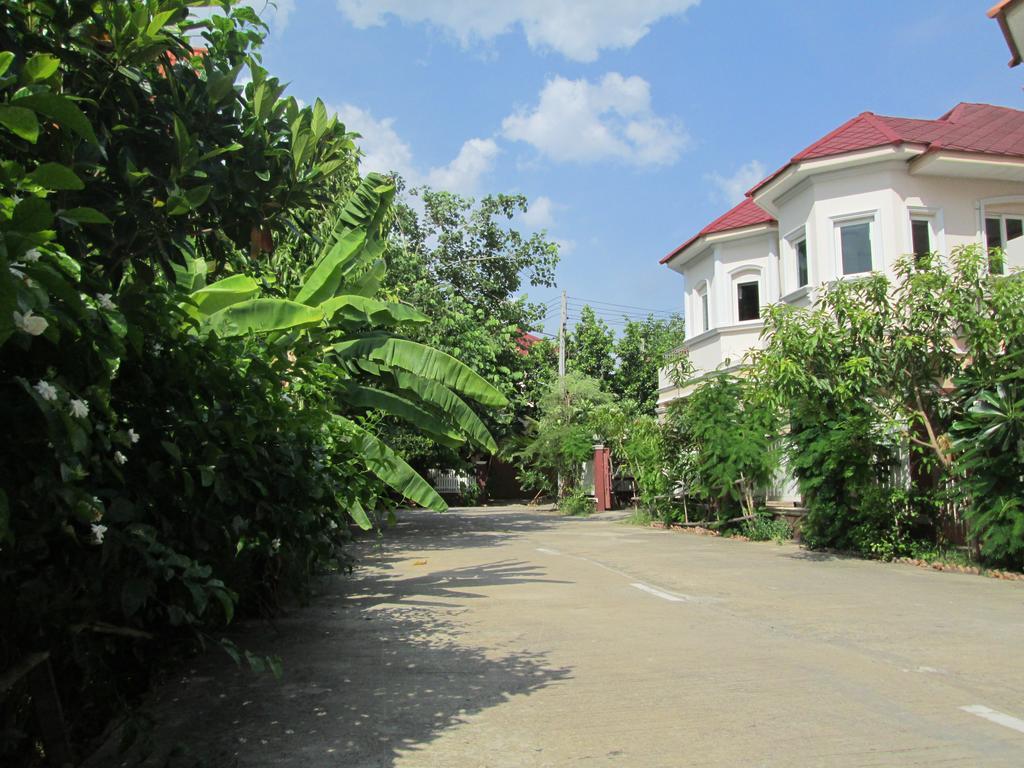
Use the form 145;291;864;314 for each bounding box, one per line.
559;487;595;516
0;2;508;761
664;372;779;520
741;511;792;543
952;371;1024;569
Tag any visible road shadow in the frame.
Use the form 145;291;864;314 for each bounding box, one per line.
783;549;859;563
91;554;572;767
353;507;564;560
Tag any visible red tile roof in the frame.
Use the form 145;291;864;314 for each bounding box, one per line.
662;102;1024;268
515;331;542;355
659;198;775;264
750;102;1024;196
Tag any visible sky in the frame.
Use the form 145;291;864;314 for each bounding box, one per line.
252;0;1024;334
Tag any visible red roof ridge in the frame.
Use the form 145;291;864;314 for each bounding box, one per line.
659;198;775;264
791;112;871;161
862;111;903;143
669;102;1024;268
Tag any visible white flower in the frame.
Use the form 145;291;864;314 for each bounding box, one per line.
34;380;58;401
13;310;48;336
90;523;107;545
97;293;116;311
23;249;41;263
69;398;89;419
271;538;281;552
152;342;164;354
114;451;127;465
127;428;140;444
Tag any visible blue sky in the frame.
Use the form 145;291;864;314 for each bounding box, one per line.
254;1;1022;333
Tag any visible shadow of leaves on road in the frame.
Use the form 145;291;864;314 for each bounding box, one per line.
101;555;572;767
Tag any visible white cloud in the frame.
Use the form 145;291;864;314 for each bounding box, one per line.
333;104;497;195
334;104;417;179
554;238;577;256
239;0;295;33
335;0;700;62
521;195;555;229
706;160;766;205
501;73;686;167
424;137;501;192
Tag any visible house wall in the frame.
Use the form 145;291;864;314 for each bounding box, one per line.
659;159;1024;417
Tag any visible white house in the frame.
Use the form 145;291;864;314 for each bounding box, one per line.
658;102;1024;411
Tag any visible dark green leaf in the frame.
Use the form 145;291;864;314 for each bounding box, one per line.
0;105;39;142
28;162;84;190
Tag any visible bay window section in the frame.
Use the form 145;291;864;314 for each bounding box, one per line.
838;219;873;275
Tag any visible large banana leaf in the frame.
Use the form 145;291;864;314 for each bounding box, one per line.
321;294;428;329
189;274;260;315
201;298;323;337
172;256;207;292
337;416;446;511
293;227;367;307
344;257;386;298
333;335;508;408
340;384;465;449
335;172;394;236
389;370;497;453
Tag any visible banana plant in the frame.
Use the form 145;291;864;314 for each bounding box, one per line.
176;173;507;518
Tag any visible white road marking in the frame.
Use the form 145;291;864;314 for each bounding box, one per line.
961;705;1024;735
536;547;561;555
631;582;690;602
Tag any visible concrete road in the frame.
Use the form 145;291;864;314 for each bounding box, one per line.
109;505;1024;767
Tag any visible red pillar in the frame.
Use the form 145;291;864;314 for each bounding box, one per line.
593;445;612;511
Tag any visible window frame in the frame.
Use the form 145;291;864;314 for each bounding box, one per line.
985;213;1024;275
728;266;764;325
784;225;809;292
694;281;710;334
832;212;879;277
735;280;760;322
907;207;943;264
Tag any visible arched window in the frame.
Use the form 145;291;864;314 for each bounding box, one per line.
729;267;764;324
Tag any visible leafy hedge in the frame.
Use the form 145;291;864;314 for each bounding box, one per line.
0;2;506;762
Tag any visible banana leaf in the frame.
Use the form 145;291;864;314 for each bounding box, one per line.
337;417;446;512
333;335;508;408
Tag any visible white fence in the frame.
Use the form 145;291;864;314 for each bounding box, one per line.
427;468;473;494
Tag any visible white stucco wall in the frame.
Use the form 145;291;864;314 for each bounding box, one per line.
659;156;1024;414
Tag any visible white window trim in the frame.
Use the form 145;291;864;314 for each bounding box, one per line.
728;265;764;325
784;225;810;292
693;280;710;336
984;212;1024;248
906;206;945;258
832;210;879;277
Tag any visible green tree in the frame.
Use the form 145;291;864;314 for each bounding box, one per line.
611;314;685;413
665;372;779;519
518;373;612;499
754;245;1024;558
378;186;560;469
568;306;615;382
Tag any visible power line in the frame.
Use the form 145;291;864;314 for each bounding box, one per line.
567;295;681;316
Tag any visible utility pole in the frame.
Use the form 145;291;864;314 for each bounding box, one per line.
557;289;567;381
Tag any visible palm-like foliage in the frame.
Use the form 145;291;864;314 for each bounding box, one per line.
179;173;507;516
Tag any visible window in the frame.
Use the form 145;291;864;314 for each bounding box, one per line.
985;215;1023;274
839;220;873;275
696;285;709;333
736;281;760;322
795;238;809;288
911;218;931;261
